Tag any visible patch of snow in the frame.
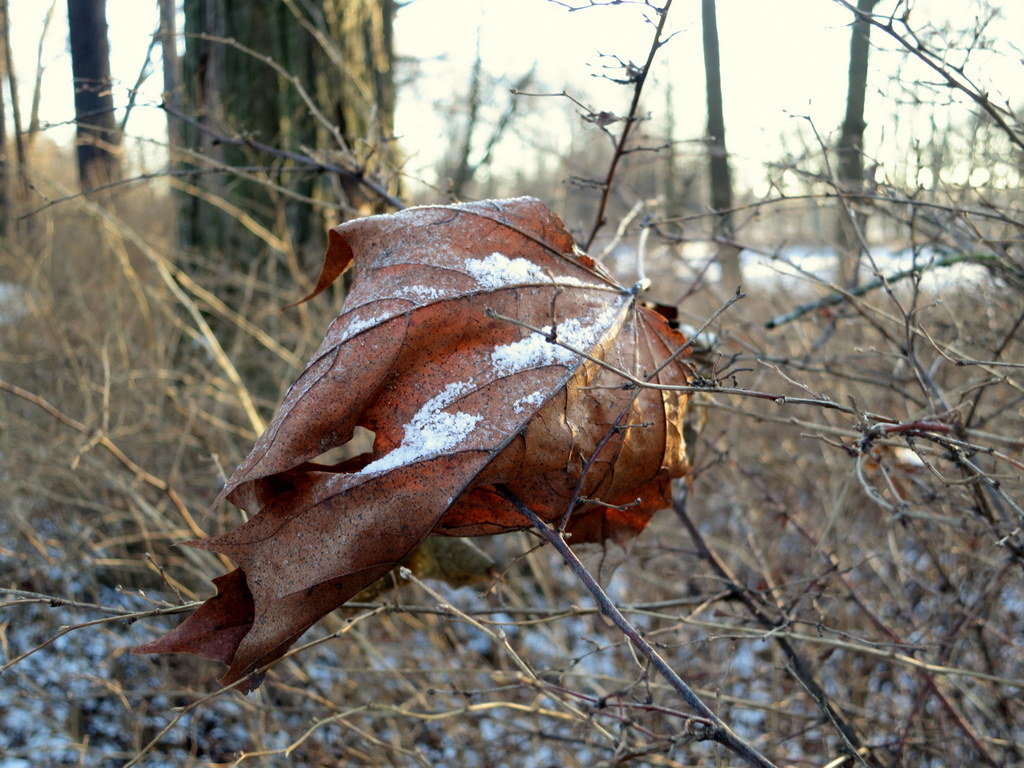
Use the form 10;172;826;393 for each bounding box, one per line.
359;381;482;474
550;275;609;290
0;283;27;325
512;390;546;414
339;311;387;341
491;326;568;374
395;284;445;302
491;301;623;376
0;595;253;767
736;245;990;289
463;252;610;292
464;252;546;289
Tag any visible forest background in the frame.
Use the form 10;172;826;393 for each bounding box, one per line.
0;1;1022;767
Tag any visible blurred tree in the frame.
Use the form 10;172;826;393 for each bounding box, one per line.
157;0;182;151
178;0;398;265
701;0;742;290
26;1;59;156
66;0;121;187
836;0;878;287
447;34;483;200
441;34;534;200
0;0;9;233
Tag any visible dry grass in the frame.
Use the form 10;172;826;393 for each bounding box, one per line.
1;147;1022;768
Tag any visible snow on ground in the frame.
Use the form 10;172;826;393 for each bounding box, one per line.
0;283;27;325
738;244;990;289
0;497;255;766
0;591;243;766
608;243;991;293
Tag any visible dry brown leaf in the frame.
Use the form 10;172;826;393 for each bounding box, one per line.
135;197;694;690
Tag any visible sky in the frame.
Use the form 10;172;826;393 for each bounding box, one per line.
7;0;1023;192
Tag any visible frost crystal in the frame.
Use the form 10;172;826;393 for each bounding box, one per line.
464;252;546;289
512;390;546;414
360;381;482;474
396;284;444;302
339;311;386;342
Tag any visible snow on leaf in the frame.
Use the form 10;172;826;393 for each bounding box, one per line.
512;390;546;414
359;381;483;474
394;284;446;303
464;252;547;289
490;301;627;376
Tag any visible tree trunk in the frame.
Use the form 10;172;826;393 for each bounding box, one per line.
179;0;397;263
27;1;59;153
701;0;742;290
66;0;120;188
0;0;9;235
836;0;878;287
449;35;482;199
157;0;183;151
2;0;27;206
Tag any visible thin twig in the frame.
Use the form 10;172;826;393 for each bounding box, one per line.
485;307;892;421
162;101;403;211
765;252;997;329
0;378;206;539
494;484;778;768
672;492;875;766
832;0;1024;153
583;1;674;250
